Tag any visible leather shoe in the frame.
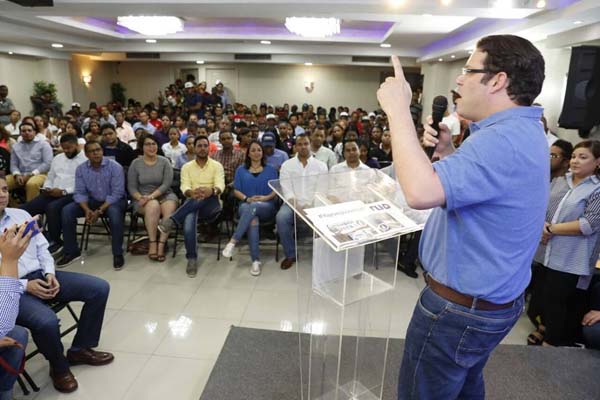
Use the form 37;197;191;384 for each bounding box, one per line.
67;348;115;366
49;368;78;393
113;255;125;270
280;257;296;270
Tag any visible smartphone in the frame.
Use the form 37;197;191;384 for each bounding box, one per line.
22;219;40;237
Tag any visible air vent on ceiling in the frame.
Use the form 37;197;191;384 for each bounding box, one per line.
234;53;272;61
352;56;390;64
8;0;53;6
126;52;161;59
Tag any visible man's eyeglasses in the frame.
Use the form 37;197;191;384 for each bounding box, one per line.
461;67;492;75
550;153;561;159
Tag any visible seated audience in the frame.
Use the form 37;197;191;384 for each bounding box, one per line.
277;122;295;156
162;127;187;166
331;140;370;173
175;135;196;169
153;115;171;147
379;129;393;167
237;127;252;154
527;140;600;347
100;123;137;168
57;141;127;269
261;131;288;171
0;224;32;400
0;126;15;153
276;134;327;269
7;122;53;202
212;131;245;189
359;141;381;169
4;110;21;138
20;134;87;255
99;105;116;127
158;136;224;278
132;111;156;134
0;178;113;394
128;134;178;262
114;111;136;145
310;125;336;169
222;140;278;275
83;120;101;143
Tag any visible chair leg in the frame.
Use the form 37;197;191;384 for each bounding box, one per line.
17;376;30;395
172;225;179;258
79;222;88;252
217;221;222;261
276;236;280;262
22;370;40;392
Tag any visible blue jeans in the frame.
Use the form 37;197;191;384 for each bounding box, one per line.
276;204;296;259
0;326;28;397
398;285;523;400
16;270;110;373
170;196;221;260
61;198;127;257
583;323;600;350
232;201;276;261
21;193;74;245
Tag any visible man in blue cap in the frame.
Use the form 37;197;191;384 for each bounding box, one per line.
261;130;288;172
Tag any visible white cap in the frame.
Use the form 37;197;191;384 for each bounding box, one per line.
71;102;80;108
339;111;349;117
266;113;277;120
184;82;194;89
368;112;376;118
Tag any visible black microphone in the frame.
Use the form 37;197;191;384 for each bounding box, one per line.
425;95;448;160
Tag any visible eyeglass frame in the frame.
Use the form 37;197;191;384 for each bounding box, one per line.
461;67;493;75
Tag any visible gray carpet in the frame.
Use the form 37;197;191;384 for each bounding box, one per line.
200;326;600;400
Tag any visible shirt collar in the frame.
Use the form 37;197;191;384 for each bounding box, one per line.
565;171;600;187
87;157;109;168
469;106;543;136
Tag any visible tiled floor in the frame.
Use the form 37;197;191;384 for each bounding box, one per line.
14;240;532;400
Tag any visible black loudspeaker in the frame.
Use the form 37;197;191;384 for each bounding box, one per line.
7;0;53;6
558;46;600;132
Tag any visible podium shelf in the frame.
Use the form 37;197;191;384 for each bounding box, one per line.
313;271;394;307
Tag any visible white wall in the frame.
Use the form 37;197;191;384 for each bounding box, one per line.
0;54;72;115
419;41;580;142
70;54;114;108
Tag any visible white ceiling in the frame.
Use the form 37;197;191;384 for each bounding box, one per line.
0;0;598;66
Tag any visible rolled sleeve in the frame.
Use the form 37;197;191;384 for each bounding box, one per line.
214;162;225;192
581;190;600;235
36;233;55;275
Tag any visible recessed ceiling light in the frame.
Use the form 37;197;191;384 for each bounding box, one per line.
8;51;13;55
196;60;205;64
51;43;63;48
536;0;546;8
388;0;406;8
260;40;271;45
304;62;313;66
380;43;391;48
450;55;456;59
117;16;183;36
145;39;157;43
438;58;443;62
574;20;583;25
441;0;451;5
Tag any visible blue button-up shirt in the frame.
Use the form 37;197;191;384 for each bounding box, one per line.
420;106;549;303
74;158;125;205
0;277;24;338
10;139;53;175
0;208;55;291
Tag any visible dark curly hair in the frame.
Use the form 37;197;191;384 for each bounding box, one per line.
477;35;545;106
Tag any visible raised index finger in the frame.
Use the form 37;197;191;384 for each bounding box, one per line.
391;56;405;80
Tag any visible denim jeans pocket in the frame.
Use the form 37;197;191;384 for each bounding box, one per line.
417;287;449;320
455;325;512;368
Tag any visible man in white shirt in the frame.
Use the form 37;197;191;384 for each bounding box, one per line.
330;140;370;173
0;177;113;394
310;126;336;169
4;110;21;138
20;135;87;255
114;111;135;145
276;134;327;270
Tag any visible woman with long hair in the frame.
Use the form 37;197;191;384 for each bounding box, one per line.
127;134;178;261
221;140;278;276
528;140;600;346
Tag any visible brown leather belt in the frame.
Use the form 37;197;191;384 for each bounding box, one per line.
424;273;517;311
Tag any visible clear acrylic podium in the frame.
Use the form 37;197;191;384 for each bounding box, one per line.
269;169;424;400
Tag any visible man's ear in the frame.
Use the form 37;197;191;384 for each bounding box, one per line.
488;72;509;95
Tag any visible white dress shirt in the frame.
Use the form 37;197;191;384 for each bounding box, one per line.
330;161;370;173
42;151;88;193
311;146;337;170
0;208;55;289
279;155;328;205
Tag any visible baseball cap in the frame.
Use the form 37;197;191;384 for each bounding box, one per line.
261;131;277;146
266;113;277;120
339;112;349;118
368;112;376;118
184;82;194;89
71;102;81;108
361;115;369;121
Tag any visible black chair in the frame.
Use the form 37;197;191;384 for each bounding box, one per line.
17;302;79;395
171;207;227;260
230;198;280;262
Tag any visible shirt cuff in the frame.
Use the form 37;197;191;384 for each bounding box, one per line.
0;277;25;294
579;217;593;236
32;169;40;176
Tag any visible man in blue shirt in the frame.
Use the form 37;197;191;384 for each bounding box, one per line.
131;111;156;134
261;131;288;171
57;141;127;269
377;35;548;399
